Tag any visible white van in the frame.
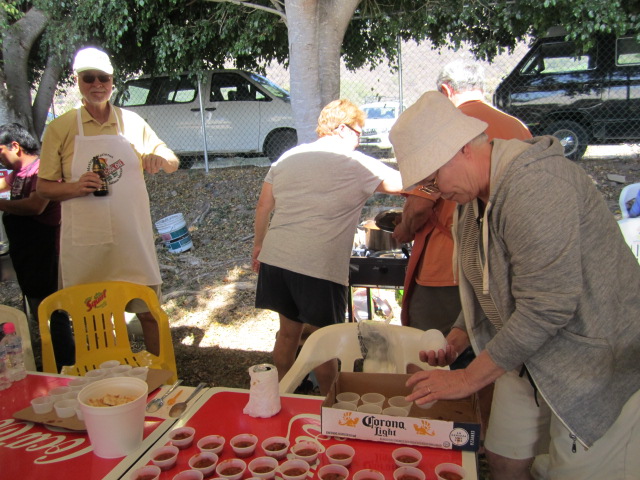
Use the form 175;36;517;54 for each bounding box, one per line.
113;70;297;166
358;101;401;156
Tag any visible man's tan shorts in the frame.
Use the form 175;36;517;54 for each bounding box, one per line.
125;284;162;314
486;370;640;479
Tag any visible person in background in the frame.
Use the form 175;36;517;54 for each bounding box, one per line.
37;47;179;358
391;91;640;480
394;60;531;339
252;99;403;395
0;123;74;371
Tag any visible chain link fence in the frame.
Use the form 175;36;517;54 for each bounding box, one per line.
49;34;640;168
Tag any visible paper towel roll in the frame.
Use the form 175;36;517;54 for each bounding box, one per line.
243;364;281;418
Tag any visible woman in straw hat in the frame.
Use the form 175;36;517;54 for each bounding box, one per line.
390;91;640;480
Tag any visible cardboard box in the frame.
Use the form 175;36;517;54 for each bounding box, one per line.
321;372;481;451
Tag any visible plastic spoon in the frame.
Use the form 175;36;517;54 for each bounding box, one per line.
146;379;182;413
168;382;207;417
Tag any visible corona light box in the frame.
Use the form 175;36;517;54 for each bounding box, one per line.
321;372;481;451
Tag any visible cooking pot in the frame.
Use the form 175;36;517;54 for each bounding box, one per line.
358;219;401;252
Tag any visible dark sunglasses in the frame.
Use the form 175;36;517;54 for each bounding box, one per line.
81;73;112;84
344;124;362;137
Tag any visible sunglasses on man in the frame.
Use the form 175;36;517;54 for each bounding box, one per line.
80;73;112;84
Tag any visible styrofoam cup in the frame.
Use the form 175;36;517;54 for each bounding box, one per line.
188;452;219;477
130;465;161;480
197;434;225;454
100;360;121;370
325;443;355;466
388;395;412;410
50;386;71;402
357;403;382;414
248;456;278;479
77;377;148;458
383;406;409;416
394;466;426;480
172;470;203;480
278;459;309;480
127;366;149;381
54;399;78;418
31;395;54;414
333;401;358;411
336;392;360;406
435;462;467;480
360;392;385;407
261;436;289;459
353;469;384;480
392;447;422;467
216;458;247;480
318;464;350;480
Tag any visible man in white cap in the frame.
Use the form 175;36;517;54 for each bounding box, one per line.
37;46;179;358
391;91;640;479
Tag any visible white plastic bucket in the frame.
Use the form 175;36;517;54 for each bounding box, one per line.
78;377;148;458
155;213;193;253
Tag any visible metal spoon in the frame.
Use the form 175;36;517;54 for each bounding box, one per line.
168;382;207;418
146;379;182;413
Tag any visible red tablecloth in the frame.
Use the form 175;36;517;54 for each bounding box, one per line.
131;389;467;479
0;373;167;480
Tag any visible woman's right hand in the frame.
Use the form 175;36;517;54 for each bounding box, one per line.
419;328;470;367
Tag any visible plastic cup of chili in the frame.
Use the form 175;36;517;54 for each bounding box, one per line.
261;435;290;460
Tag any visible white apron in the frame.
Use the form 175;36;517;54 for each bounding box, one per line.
59;107;162;287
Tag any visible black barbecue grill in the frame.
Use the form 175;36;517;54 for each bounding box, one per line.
348;251;408;321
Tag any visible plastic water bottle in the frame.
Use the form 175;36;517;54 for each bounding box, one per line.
1;322;26;381
0;343;10;390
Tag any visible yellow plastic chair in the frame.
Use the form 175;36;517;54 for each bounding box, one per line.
0;304;37;372
279;322;447;394
38;281;177;382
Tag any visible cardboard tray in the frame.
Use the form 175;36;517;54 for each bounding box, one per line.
322;372;481;451
12;368;173;431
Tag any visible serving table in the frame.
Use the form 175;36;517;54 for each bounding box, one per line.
2;376;478;479
125;387;479;479
0;372;181;480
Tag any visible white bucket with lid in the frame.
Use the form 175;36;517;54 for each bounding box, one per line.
155;213;193;253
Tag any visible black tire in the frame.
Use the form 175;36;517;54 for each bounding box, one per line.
264;129;297;162
178;155;198;169
544;120;589;160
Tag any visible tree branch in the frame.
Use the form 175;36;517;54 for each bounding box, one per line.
204;0;287;23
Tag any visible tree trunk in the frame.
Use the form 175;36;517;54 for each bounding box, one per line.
1;8;49;139
286;0;361;144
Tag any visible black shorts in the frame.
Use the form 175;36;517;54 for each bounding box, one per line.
255;263;348;328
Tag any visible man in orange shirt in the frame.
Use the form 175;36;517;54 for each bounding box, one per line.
394;60;531;346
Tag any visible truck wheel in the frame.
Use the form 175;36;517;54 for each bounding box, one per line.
544;121;589;160
265;129;297;162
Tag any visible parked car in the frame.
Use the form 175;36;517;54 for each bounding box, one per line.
493;30;640;159
113;70;298;167
358;101;401;156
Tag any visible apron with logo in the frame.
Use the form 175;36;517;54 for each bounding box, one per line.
59;107;161;287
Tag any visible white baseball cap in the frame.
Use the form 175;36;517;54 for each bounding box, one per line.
73;47;113;75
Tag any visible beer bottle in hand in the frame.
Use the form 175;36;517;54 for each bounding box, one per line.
92;156;109;197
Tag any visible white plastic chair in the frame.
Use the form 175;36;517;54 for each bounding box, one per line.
0;305;37;372
619;183;640;218
279;322;447;394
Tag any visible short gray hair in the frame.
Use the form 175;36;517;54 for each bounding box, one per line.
436;60;485;94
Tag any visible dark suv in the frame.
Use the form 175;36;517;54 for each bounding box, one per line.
494;32;640;159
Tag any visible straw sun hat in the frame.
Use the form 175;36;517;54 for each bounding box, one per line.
390;91;488;190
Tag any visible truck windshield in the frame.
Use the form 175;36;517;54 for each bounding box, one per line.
248;73;290;100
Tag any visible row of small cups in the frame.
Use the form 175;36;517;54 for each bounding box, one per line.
131;462;466;480
333;392;414;416
30;363;149;419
